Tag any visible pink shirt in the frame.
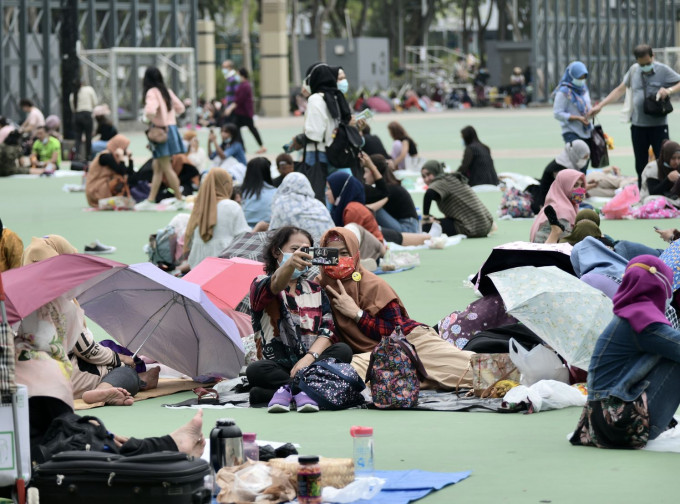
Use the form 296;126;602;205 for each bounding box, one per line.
144;87;185;127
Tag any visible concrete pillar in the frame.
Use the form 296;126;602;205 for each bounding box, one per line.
260;0;289;117
197;20;216;100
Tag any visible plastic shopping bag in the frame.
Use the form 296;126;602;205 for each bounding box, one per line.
508;338;569;386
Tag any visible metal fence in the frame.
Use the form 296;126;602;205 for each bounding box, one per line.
531;0;677;102
0;0;197;121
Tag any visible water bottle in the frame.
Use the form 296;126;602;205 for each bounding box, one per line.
243;432;259;461
350;426;374;475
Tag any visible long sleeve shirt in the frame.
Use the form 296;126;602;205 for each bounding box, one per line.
356;300;420;341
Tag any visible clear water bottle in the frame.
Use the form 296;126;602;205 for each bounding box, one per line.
243;432;259;461
350;426;374;475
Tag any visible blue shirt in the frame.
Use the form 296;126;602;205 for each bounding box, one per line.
553;89;592;139
587;316;680;403
242;183;277;226
210;140;247;166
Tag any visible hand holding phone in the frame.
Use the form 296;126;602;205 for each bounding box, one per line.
301;247;339;265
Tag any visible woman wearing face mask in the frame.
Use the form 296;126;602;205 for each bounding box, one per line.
553;61;593;153
570;256;680;449
319;227;474;390
246;226;353;411
208;123;247;181
641;140;680;201
530;168;587;243
85;134;133;207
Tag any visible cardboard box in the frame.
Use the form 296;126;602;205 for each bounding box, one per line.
0;385;30;485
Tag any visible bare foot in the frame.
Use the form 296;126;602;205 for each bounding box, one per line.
255;146;267;154
139;366;161;391
170;409;205;457
83;386;134;406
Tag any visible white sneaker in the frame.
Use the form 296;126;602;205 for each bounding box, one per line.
165;199;185;211
134;199;158;211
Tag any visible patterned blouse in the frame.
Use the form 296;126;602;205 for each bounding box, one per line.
250;275;337;370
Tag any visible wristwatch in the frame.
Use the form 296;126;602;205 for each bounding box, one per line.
306;351;320;360
353;309;364;323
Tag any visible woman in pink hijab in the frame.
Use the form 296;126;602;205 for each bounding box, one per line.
530;168;586;243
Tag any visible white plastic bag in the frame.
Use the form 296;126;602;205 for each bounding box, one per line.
322;477;386;503
233;463;273;500
508;338;569;386
503;380;586;412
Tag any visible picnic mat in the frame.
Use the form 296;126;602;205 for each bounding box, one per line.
353;469;472;504
74;378;207;410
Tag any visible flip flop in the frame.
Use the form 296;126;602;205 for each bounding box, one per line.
193;387;220;405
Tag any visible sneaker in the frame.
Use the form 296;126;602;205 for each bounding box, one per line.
134;199;158;211
84;240;116;254
267;385;293;413
165;199;186;211
293;391;319;413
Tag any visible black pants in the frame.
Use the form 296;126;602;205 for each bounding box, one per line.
246;342;353;402
423;218;457;237
234;114;264;147
74;111;94;160
29;396;177;463
631;124;669;187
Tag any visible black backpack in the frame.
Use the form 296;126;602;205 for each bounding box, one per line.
326;122;362;168
38;414;120;462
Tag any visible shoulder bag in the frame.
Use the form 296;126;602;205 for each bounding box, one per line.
643;73;673;117
146;124;168;144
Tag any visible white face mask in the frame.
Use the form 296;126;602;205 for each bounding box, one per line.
572;78;586;87
576;156;589;169
41;137;49;144
302;81;311;96
640;63;654;73
337;79;349;94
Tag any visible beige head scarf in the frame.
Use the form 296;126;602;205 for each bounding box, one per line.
22;235;78;265
184;169;234;251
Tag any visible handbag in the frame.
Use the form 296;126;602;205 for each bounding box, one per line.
292;358;365;410
326;122;362;168
456;353;520;398
294;142;328;202
146;124;168;144
643;74;673;117
590;120;609;168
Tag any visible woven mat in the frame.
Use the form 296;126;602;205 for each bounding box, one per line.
74;378;206;410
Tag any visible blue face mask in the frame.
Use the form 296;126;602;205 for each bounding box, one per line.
280;252;307;279
640;63;654;73
337;79;349;94
572;78;586;87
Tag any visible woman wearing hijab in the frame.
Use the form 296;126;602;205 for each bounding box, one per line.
553;61;593;148
421;160;494;238
571;255;680;449
571;236;629;299
246;227;353;411
184;169;250;269
532;140;591;214
85;134;133;207
554;219;603;246
269;172;335;244
641;140;680;201
0;218;23;272
302;62;352;168
319;227;474;390
530;169;586;243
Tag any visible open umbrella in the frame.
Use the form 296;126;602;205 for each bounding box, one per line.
77;262;244;378
473;241;575;296
488;265;613;370
219;231;274;262
1;254;126;324
184;257;264;311
366;96;392;113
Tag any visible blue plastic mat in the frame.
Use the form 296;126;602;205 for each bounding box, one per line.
353;469;472;503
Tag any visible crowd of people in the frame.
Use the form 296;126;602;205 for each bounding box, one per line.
7;41;680;476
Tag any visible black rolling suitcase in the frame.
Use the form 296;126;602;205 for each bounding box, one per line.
31;450;211;504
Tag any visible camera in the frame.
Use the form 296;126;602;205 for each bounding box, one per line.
301;247;339;265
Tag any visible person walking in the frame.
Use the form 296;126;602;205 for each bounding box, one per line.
135;66;186;211
553;61;592;153
225;68;267;154
220;59;239;124
590;44;680;187
69;79;98;160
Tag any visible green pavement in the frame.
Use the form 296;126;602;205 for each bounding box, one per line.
1;105;678;503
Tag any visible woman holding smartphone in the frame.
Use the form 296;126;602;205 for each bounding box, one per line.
245;226;353;412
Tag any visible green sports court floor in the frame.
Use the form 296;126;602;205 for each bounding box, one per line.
2;105;678;503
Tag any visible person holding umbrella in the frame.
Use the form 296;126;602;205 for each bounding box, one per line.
571;255;680;449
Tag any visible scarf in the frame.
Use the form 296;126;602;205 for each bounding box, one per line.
318;227;407;353
22;235;78;265
306;63;352;123
613;255;673;332
422;160;446;179
571;236;628;280
184;169;233;251
269;173;334;244
574;208;600;226
555;140;590;171
559;220;602;246
657;140;680;180
530;169;585;242
327;172;366;226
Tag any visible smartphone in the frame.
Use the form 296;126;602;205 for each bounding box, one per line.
301;247;339;265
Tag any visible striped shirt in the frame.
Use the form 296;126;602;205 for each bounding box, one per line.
427;173;494;237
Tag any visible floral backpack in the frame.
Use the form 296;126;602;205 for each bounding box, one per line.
293;358;366;410
365;326;428;409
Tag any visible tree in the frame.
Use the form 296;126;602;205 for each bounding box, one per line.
316;0;338;60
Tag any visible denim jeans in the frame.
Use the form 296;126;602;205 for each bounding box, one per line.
304;150;328;166
613;240;664;261
375;210;420;234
